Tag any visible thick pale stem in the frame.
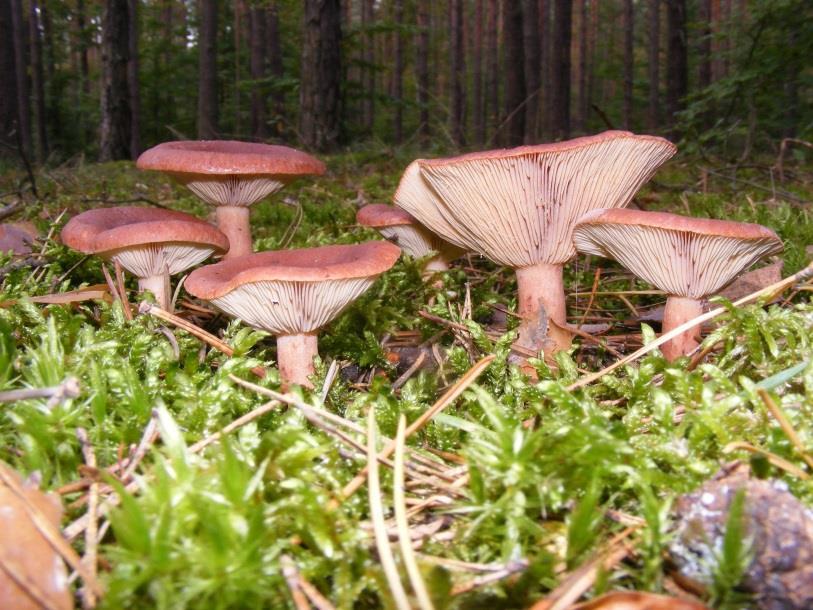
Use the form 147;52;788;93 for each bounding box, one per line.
661;296;704;361
276;333;319;389
515;263;572;356
216;206;253;259
138;274;171;311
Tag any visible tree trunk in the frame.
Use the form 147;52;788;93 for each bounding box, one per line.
299;0;342;151
502;0;525;146
647;0;660;130
521;0;540;143
393;0;404;144
100;0;132;161
665;0;687;127
416;0;430;141
485;0;499;140
472;0;484;144
622;0;633;129
361;0;375;133
450;0;466;146
267;2;285;134
540;0;552;137
0;0;18;152
197;0;219;139
574;0;588;132
28;0;48;162
249;5;267;139
39;0;59;148
128;0;141;157
697;0;711;91
550;0;572;139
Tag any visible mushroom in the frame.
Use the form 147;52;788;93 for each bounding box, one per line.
356;204;465;273
185;241;401;388
573;208;783;360
0;463;73;610
61;206;229;311
0;223;35;255
136;140;326;259
394;130;676;356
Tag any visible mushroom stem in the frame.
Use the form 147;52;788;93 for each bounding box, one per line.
276;333;319;389
424;257;450;273
662;296;704;361
216;206;253;259
138;274;171;311
515;263;572;356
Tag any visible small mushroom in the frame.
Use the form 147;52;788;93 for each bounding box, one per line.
185;241;401;388
61;206;229;311
356;204;465;273
136;141;326;259
573;208;783;360
395;131;677;357
0;223;35;255
0;463;73;610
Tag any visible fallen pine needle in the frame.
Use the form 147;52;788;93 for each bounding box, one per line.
757;388;813;471
723;441;810;480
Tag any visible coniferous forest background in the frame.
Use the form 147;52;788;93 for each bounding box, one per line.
1;0;811;164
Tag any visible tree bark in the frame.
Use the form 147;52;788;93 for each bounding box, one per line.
574;0;588;132
100;0;132;161
622;0;634;129
299;0;342;151
521;0;540;143
0;0;18;152
267;2;285;133
485;0;499;140
393;0;404;143
502;0;525;146
647;0;660;130
550;0;572;139
128;0;141;157
472;0;484;144
361;0;375;133
665;0;687;127
697;0;711;91
28;0;48;162
450;0;466;146
415;0;430;141
197;0;219;139
249;5;267;139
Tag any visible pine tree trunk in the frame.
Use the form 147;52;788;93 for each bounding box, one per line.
472;0;484;144
710;0;722;82
28;0;48;162
574;0;588;132
665;0;687;127
249;6;267;139
361;0;375;133
450;0;466;146
299;0;342;151
267;2;285;134
550;0;572;139
393;0;404;144
502;0;525;146
697;0;711;90
100;0;132;161
647;0;660;130
485;0;499;141
39;0;59;148
128;0;141;157
622;0;634;129
539;0;551;137
197;0;219;139
521;0;540;143
0;0;18;152
415;0;430;141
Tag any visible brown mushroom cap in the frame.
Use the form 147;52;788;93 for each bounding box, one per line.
397;130;677;267
185;242;400;334
136;141;326;207
61;206;228;277
357;203;416;228
573;208;783;298
0;224;35;255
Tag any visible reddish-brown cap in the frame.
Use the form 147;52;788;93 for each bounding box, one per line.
356;204;416;228
186;241;400;300
573;208;783;298
136;140;326;177
0;224;35;255
61;206;229;254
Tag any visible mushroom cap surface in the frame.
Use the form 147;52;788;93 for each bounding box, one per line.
0;223;35;255
185;242;401;334
573;208;783;298
395;130;677;267
136;140;326;177
357;204;417;228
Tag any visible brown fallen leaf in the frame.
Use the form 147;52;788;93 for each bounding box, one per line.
572;591;708;610
717;260;783;302
0;284;112;308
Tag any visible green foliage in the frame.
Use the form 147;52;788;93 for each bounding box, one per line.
709;489;753;609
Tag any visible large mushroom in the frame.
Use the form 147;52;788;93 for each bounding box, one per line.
394;130;676;357
573;208;783;360
185;241;400;388
61;206;229;311
136;141;326;259
356;204;465;273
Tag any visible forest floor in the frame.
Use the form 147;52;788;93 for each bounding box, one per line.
0;150;812;609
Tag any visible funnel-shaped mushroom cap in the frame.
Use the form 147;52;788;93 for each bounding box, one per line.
396;131;676;268
573;208;783;298
0;224;35;255
185;241;401;334
61;207;229;277
357;204;465;262
136;140;326;207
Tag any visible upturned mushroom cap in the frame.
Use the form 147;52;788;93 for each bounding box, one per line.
395;131;676;268
357;204;465;262
185;241;401;334
573;208;783;298
136;140;326;207
0;464;73;610
61;206;229;277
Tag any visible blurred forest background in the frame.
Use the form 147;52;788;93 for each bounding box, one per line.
0;0;811;162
